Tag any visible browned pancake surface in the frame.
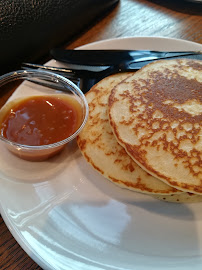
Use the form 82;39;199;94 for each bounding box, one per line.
108;59;202;194
77;73;181;195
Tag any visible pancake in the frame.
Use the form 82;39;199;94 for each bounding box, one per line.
77;73;182;195
108;59;202;194
152;192;202;203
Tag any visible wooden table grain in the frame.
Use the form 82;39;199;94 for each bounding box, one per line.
0;0;201;269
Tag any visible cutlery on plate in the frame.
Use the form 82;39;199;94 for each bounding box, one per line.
50;48;202;66
22;63;112;92
22;50;202;93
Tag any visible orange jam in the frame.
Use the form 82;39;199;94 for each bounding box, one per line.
0;95;83;146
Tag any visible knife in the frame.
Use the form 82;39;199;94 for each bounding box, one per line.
50;48;202;66
23;49;202;93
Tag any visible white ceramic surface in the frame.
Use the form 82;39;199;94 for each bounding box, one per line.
0;37;202;270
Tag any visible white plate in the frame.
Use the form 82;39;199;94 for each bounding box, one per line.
0;37;202;270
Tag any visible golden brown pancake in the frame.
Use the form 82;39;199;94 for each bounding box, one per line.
108;59;202;194
77;73;182;195
152;192;202;203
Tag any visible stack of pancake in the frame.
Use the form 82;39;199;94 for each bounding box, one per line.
77;58;202;203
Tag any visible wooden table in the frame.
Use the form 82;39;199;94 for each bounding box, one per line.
0;0;201;269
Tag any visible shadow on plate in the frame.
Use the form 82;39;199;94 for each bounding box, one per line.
78;156;202;221
0;140;78;184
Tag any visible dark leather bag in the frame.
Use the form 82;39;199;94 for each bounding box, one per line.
0;0;119;74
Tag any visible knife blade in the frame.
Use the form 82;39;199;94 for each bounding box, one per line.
50;48;202;66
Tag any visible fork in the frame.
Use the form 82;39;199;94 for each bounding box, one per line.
22;62;135;93
22;49;202;93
